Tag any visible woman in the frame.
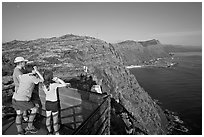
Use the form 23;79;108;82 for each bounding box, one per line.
12;64;44;135
12;57;29;122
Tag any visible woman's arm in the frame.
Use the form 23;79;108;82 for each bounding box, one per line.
34;66;44;82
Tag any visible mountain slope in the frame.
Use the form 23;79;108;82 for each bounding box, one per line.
113;39;170;65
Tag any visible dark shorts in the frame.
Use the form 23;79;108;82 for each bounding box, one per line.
45;101;59;112
31;92;41;108
12;99;35;112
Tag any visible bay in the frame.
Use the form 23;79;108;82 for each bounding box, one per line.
129;52;202;134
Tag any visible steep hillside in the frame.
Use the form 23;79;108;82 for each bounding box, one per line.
113;39;170;66
2;34;168;134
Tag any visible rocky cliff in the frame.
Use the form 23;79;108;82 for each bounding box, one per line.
2;34;168;134
113;39;170;66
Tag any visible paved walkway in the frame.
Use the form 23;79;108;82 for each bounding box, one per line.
2;114;74;135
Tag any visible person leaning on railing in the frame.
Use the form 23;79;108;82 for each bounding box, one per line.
42;70;67;135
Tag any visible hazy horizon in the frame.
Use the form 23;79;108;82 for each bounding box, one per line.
2;2;202;46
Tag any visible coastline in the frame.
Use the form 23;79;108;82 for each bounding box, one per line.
126;62;177;69
126;56;178;69
126;65;143;69
128;52;202;134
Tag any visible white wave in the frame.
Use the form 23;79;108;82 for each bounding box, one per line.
126;65;142;69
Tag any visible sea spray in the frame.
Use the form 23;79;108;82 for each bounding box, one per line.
164;109;190;135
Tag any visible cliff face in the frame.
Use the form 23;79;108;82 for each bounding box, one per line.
113;39;170;65
2;34;168;134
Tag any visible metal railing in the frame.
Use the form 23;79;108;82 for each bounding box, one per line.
73;94;111;135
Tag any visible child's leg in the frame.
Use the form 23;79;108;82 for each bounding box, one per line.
52;111;59;135
23;110;28;121
15;110;24;134
27;106;38;129
46;111;52;133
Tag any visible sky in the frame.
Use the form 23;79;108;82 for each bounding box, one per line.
2;2;202;46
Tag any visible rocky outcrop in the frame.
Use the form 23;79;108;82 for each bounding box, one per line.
2;34;168;134
113;39;170;66
138;39;161;47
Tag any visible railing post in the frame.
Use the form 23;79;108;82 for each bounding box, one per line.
106;95;111;135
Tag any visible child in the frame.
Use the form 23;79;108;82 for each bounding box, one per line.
42;70;67;135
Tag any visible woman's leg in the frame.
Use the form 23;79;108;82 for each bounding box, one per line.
46;111;52;133
52;111;59;135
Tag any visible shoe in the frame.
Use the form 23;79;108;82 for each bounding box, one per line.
17;129;25;135
54;132;60;135
25;126;38;134
47;132;53;135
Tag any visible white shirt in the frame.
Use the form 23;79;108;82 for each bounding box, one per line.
13;73;42;101
42;83;66;102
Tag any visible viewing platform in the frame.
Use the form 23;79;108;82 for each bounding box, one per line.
2;85;111;135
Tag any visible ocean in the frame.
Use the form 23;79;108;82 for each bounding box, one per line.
129;52;202;135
